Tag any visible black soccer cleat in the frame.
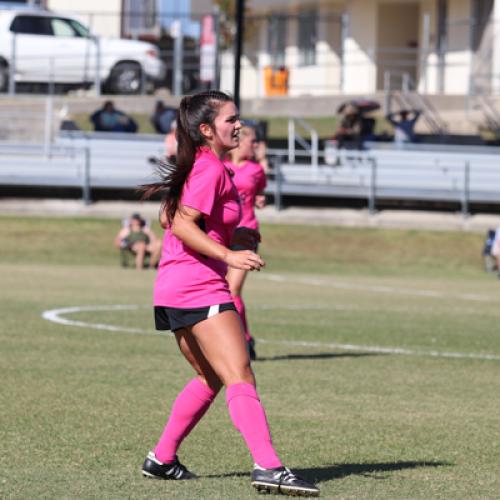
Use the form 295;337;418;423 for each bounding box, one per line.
142;451;196;480
251;465;320;497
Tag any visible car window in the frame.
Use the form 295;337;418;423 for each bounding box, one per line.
69;19;90;38
10;15;51;35
51;18;80;37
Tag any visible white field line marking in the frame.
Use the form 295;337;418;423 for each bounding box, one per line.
261;274;496;303
255;304;500;317
41;305;500;361
42;305;171;337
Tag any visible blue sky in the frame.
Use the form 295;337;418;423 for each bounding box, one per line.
159;0;200;38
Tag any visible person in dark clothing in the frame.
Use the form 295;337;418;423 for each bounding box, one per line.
386;109;421;144
151;100;177;134
90;101;137;133
334;103;362;149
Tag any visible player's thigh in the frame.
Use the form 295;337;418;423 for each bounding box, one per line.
189;310;253;386
174;328;223;392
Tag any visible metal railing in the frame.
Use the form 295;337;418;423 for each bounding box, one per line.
384;70;448;136
266;144;500;217
2;134;500;217
287;118;319;171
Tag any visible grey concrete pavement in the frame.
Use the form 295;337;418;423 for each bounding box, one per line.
1;198;500;233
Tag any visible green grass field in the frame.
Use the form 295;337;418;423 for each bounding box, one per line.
1;215;499;499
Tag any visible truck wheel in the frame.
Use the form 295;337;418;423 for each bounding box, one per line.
0;63;8;92
108;62;143;95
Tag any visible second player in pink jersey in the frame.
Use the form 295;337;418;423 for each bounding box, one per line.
225;125;267;359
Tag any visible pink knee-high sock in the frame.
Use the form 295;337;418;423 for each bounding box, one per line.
154;378;216;463
226;383;282;469
232;295;253;343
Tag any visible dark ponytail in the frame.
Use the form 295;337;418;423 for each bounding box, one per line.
141;90;233;225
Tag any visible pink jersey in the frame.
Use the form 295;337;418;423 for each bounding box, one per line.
154;147;241;308
227;160;267;231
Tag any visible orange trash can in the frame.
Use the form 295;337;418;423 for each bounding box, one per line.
263;66;289;96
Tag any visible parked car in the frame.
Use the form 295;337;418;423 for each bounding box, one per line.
0;8;166;94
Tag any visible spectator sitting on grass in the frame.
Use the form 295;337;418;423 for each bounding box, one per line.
90;100;138;133
114;213;161;270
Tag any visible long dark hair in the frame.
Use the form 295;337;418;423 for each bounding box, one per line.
141;90;233;225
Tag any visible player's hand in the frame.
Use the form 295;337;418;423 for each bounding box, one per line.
225;250;265;271
255;194;266;209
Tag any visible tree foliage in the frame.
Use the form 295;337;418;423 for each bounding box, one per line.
214;0;256;50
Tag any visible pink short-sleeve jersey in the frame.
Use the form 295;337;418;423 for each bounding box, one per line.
153;147;241;308
226;160;267;231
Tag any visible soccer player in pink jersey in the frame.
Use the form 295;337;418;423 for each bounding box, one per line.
140;91;319;497
225;125;267;360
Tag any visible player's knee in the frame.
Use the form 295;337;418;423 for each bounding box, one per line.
227;363;254;386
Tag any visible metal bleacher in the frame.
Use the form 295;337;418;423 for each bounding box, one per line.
1;130;500;215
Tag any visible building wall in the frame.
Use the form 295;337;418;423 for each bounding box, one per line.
343;0;376;94
444;0;472;94
190;0;213;16
376;2;420;90
47;0;122;38
418;0;437;93
225;0;492;98
493;0;500;93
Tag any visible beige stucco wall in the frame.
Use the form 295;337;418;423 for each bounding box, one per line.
376;2;420;89
47;0;122;38
191;0;214;16
418;0;437;93
444;0;472;94
343;0;377;93
280;1;344;97
226;0;484;98
492;0;500;93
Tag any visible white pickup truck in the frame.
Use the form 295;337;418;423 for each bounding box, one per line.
0;8;166;94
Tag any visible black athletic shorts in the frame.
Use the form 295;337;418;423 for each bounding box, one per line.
154;302;236;332
230;242;259;252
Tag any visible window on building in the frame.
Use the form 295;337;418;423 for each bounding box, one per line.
123;0;156;35
2;0;45;5
268;14;287;67
298;9;317;66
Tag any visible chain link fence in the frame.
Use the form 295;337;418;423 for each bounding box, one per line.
1;6;500;98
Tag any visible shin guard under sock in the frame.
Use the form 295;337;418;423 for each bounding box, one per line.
154;378;216;463
226;383;282;469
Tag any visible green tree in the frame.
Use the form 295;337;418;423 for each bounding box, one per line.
214;0;256;50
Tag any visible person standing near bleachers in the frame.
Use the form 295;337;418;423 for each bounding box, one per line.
386;109;421;145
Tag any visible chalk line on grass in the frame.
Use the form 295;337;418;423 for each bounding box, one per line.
261;274;496;303
41;305;500;361
42;305;171;337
